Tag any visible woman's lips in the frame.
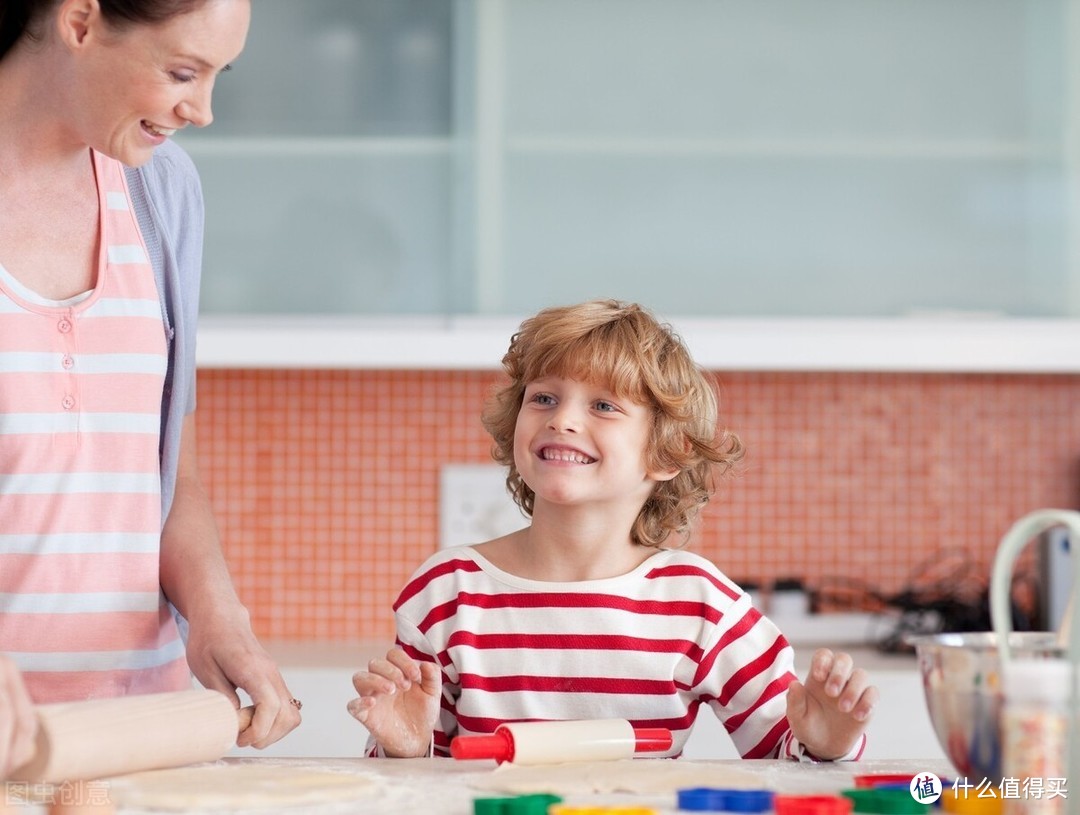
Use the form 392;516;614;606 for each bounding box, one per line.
141;120;177;139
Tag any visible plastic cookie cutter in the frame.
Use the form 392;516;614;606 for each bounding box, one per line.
939;789;1003;815
473;794;562;815
677;787;774;812
841;788;931;813
773;795;854;815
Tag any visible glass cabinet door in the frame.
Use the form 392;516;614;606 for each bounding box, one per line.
181;0;1076;318
177;0;462;315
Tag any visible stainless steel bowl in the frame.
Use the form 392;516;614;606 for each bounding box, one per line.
907;631;1064;781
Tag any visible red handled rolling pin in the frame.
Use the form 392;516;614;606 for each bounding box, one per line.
6;689;255;784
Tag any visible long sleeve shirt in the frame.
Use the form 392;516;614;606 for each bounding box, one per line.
373;545;865;761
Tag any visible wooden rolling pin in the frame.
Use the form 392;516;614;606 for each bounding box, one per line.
6;689;253;784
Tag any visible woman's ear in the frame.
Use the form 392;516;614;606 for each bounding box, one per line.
56;0;102;51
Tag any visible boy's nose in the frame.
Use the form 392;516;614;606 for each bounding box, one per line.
548;404;581;432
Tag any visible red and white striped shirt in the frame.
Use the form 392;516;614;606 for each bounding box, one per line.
0;150;190;702
380;545;864;761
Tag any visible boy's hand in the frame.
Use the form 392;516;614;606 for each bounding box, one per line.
786;648;877;760
348;647;442;757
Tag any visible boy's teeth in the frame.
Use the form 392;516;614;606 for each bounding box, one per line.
543;448;594;464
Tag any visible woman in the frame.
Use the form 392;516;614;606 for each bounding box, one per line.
0;0;300;774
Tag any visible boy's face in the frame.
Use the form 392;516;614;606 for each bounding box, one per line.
513;376;677;514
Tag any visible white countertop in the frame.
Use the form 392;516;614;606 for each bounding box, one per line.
12;757;960;815
196;314;1080;373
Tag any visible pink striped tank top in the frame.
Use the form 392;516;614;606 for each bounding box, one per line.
0;150;191;701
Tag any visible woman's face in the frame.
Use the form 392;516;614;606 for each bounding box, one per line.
69;0;250;165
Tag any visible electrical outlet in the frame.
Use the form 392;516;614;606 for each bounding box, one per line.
439;464;527;548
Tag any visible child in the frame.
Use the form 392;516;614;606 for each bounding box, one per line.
348;299;876;761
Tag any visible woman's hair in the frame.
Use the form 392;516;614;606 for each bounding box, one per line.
1;0;209;62
482;299;745;548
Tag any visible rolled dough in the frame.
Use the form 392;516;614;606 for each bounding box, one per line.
105;763;380;811
470;759;762;795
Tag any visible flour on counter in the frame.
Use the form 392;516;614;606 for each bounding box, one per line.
471;758;761;795
105;761;380;811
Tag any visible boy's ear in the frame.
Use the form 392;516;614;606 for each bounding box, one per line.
56;0;101;50
648;464;681;483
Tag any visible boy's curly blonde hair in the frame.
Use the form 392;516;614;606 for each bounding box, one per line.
481;299;744;548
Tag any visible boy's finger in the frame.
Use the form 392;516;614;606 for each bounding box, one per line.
419;661;442;694
386;649;422;683
808;648;835;684
351;671;397;696
823;652;854;696
850;683;879;722
785;680;808;724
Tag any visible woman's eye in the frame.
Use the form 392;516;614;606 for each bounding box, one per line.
170;71;196;83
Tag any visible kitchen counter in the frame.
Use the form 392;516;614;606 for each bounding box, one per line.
8;757;960;814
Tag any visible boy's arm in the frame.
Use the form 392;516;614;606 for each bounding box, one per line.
699;591;874;762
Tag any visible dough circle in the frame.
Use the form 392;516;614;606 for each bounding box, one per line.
105;763;379;811
471;758;762;795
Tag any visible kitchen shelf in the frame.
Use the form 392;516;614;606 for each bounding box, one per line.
505;136;1048;160
196;314;1080;373
181;137;453;158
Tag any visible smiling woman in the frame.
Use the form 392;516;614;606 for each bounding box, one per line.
0;0;300;775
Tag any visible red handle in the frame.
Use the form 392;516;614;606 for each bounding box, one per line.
450;730;514;762
633;727;673;753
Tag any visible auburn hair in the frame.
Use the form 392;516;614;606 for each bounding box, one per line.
481;299;744;547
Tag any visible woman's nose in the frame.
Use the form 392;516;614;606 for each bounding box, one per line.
177;85;215;128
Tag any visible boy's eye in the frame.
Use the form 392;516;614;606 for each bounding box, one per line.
594;400;617;412
532;393;555;405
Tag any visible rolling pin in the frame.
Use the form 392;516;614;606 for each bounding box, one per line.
450;719;673;764
6;689;254;784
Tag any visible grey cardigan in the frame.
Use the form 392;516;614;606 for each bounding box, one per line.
123;140;204;524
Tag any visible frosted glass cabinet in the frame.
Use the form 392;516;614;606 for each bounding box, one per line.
178;0;1078;318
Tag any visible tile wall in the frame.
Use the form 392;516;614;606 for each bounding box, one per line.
195;369;1080;642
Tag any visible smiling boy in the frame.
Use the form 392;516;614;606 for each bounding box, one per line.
349;299;877;761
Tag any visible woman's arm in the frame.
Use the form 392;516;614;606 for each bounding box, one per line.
0;656;37;775
159;414;300;748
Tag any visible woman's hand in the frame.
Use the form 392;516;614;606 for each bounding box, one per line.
348;647;441;758
0;656;38;777
786;648;878;760
183;609;301;749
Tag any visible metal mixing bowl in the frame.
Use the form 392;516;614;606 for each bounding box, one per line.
907;631;1064;781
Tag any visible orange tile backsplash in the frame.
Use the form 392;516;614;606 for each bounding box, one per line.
195;369;1080;642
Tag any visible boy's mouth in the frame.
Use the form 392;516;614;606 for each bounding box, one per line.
540;446;596;464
